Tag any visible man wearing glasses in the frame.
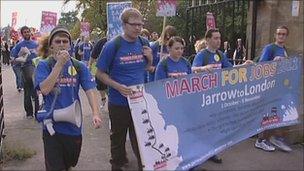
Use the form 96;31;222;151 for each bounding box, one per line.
96;8;152;171
259;25;289;62
255;25;292;152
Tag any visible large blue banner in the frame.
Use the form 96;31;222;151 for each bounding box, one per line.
106;1;132;40
128;57;302;170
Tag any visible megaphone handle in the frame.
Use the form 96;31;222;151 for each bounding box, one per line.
45;121;55;136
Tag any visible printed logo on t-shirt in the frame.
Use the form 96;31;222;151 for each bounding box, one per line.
57;77;77;87
214;54;220;62
168;72;188;78
120;54;144;65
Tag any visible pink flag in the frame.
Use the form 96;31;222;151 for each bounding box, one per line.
40;11;57;33
156;0;177;17
81;22;90;37
206;12;216;30
11;12;17;29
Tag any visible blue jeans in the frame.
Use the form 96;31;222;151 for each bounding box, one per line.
12;65;23;89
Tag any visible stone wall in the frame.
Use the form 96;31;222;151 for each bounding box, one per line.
247;0;303;58
247;0;303;143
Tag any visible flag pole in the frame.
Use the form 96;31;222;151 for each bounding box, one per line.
160;16;167;61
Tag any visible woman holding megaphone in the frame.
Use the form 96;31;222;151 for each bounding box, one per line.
34;26;102;171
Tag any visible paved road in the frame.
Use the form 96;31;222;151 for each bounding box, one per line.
1;65;303;170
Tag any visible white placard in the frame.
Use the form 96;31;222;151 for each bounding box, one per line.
292;1;300;17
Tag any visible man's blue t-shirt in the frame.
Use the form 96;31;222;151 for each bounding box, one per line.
148;41;169;82
79;42;93;62
96;36;149;106
35;59;96;136
11;40;38;67
192;49;233;68
259;44;288;62
155;57;191;81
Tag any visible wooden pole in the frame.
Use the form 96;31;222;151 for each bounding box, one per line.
160;16;167;61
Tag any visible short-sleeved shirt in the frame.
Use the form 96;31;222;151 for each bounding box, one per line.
155;57;192;81
148;41;169;82
96;36;149;106
11;39;38;67
192;49;233;68
259;43;288;62
35;59;96;136
79;42;93;62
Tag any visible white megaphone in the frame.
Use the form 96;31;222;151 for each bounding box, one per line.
53;100;82;127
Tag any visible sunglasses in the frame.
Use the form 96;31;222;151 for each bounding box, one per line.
54;39;69;44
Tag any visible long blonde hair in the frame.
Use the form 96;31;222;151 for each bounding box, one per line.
37;35;50;58
194;38;207;53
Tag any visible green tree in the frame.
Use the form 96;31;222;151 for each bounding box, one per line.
63;0;189;40
70;20;81;40
58;10;79;31
64;0;107;38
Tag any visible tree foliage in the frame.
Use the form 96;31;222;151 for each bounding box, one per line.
63;0;190;40
63;0;107;39
58;10;79;31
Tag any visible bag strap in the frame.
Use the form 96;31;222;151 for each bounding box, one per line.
202;49;223;66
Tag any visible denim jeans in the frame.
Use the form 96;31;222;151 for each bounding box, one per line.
21;65;39;117
12;65;23;89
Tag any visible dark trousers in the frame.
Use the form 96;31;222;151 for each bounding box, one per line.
21;65;39;117
43;132;82;171
108;104;142;170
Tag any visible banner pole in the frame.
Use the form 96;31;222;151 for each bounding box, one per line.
160;16;167;61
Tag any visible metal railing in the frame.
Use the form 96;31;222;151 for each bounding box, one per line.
0;64;4;160
185;0;249;56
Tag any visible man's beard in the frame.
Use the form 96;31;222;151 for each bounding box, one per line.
23;35;30;40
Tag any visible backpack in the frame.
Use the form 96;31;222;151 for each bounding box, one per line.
74;44;81;61
253;43;288;62
200;49;224;66
160;57;191;77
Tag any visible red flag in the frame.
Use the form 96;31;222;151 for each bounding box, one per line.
206;12;216;30
12;12;17;29
40;11;57;33
80;22;90;37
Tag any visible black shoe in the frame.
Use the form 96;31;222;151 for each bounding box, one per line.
208;155;222;164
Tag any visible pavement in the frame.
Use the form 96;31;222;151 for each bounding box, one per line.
0;64;303;170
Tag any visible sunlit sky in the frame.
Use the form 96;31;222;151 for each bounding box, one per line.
0;0;79;29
